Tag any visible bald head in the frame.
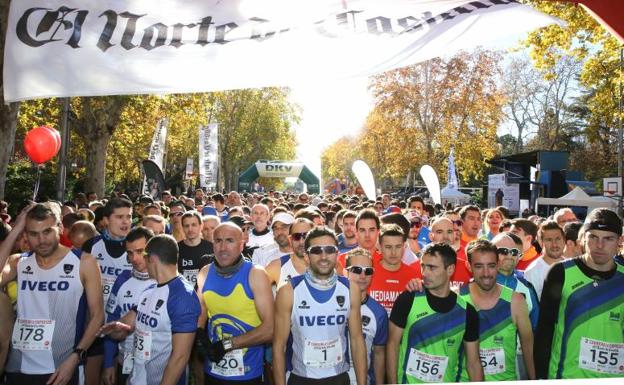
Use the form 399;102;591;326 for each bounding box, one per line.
429;217;454;245
213;223;245;267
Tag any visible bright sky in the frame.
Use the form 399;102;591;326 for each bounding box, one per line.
289;77;372;182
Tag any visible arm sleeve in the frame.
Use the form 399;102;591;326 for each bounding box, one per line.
81;237;95;253
534;262;565;379
389;291;415;329
168;287;202;333
463;303;479;342
374;307;389;346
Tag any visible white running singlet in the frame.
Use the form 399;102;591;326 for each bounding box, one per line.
90;236;131;306
288;275;351;379
6;249;86;374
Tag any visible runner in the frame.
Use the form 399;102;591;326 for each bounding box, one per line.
196;223;274;385
338;209;381;271
510;219;539;271
368;224;418;315
345;248;388;385
535;208;624;379
99;235;201;385
2;203;104;385
252;212;295;267
459;205;482;246
142;215;166;236
177;211;213;287
459;239;535;381
102;227;156;385
524;220;566;298
337;211;358;253
387;243;483;383
82;197;134;385
247;204;273;249
265;218;314;288
412;217;473;291
273;226;367;385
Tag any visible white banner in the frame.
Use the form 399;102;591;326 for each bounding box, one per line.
185;158;194;180
488;173;520;212
199;123;218;189
147;118;168;171
4;0;560;102
257;161;304;178
142;118;168;194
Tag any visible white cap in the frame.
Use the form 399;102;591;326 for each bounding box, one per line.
271;212;295;227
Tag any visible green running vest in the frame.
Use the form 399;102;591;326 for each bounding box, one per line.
459;285;517;381
548;259;624;378
398;291;468;383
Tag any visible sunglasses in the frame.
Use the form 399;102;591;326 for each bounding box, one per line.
410;221;422;229
452;220;463;227
291;232;307;241
347;266;374;276
307;245;338;255
171;212;184;217
497;247;521;257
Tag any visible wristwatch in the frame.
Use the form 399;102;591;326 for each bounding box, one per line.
222;337;234;351
73;348;87;363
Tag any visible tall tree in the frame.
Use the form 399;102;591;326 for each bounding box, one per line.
211;88;298;191
0;0;19;199
524;0;622;180
321;136;359;183
364;49;505;185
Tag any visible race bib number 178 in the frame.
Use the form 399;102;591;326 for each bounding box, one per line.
12;319;55;351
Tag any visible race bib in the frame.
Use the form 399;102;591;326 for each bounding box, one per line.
480;347;506;375
303;338;343;368
406;349;448;383
12;319;55;351
133;329;152;361
102;276;116;297
183;269;199;285
579;337;624;375
211;349;245;377
122;351;134;374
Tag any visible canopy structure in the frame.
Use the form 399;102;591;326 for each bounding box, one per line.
536;186;617;211
238;160;319;194
441;186;471;206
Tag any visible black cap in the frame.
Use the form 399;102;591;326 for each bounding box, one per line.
583;208;622;236
229;216;252;229
138;195;154;204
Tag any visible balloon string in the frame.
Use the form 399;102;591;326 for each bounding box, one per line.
33;166;42;201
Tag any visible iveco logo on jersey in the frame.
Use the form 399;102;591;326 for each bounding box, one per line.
100;266;125;276
136;310;158;327
299;315;346;326
21;280;70;291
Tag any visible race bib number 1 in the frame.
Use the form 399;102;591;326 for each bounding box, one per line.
480;347;506;375
133;329;152;361
303;338;343;368
579;337;624;375
12;319;55;351
211;349;245;377
406;349;448;383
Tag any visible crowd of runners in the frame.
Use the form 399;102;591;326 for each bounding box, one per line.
0;189;622;385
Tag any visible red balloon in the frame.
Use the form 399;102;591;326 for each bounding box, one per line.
43;126;62;153
24;126;60;164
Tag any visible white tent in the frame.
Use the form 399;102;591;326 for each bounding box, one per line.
536;186;618;211
441;186;471;206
